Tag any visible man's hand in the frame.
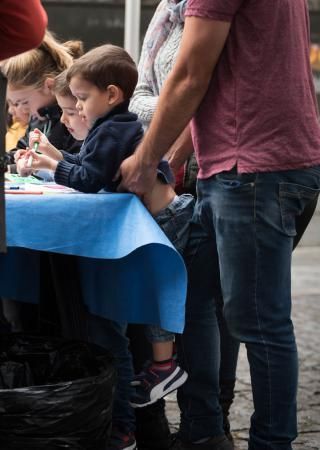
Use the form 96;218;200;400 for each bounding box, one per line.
117;151;158;208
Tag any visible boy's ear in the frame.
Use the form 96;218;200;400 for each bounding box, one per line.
44;77;55;93
106;84;124;105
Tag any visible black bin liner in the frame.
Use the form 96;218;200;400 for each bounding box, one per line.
0;334;116;449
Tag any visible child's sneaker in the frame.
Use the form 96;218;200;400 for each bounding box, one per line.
130;359;188;408
108;426;137;450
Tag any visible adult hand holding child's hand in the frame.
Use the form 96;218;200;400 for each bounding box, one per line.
117;151;158;208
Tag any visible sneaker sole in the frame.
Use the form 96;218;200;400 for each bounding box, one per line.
122;443;137;450
108;442;136;450
130;367;188;408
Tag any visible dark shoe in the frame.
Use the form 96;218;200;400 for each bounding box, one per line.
107;426;136;450
130;360;188;407
219;378;236;446
135;399;171;450
170;434;233;450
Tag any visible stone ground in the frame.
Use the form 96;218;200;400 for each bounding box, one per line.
165;246;320;450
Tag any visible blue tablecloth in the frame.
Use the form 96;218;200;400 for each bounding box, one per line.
0;193;187;332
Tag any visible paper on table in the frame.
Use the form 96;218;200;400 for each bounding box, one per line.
5;182;78;195
5;173;43;184
20;183;78;194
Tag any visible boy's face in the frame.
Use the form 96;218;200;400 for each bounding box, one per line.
56;93;89;141
69;76;114;129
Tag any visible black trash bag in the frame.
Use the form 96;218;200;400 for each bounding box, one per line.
0;334;116;449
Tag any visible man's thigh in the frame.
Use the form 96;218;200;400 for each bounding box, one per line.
197;167;320;341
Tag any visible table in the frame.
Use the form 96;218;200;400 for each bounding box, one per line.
0;193;187;333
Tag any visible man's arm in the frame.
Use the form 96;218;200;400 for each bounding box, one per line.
118;16;230;203
0;0;47;60
166;125;194;176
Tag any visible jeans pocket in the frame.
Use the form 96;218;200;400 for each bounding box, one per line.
215;172;257;190
279;182;320;236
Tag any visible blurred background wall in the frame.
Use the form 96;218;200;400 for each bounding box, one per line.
42;0;320;104
42;0;158;52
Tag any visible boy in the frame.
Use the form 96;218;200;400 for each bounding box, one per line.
22;44;194;449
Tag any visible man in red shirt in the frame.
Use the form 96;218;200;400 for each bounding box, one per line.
119;1;320;449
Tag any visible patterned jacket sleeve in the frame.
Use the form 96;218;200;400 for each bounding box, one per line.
129;0;168;126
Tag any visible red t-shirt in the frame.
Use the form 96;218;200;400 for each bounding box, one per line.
0;0;47;60
185;0;320;177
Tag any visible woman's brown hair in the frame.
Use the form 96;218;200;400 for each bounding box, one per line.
1;30;83;90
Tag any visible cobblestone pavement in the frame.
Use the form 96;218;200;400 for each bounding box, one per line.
165;246;320;450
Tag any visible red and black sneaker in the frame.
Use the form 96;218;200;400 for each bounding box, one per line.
108;426;136;450
130;359;188;408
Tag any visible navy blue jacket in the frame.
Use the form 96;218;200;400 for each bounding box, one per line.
55;101;144;193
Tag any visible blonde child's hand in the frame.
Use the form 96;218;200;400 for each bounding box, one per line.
28;128;63;161
25;150;58;172
14;148;28;162
16;154;33;177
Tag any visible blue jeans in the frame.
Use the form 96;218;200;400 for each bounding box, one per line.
87;314;135;433
179;166;320;449
146;194;195;344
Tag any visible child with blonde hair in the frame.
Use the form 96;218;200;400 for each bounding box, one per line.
1;30;83;174
0;31;84;338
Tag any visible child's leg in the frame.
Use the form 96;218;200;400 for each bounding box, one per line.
130;325;188;408
87;314;136;450
126;324;171;450
127;196;193;408
152;340;173;362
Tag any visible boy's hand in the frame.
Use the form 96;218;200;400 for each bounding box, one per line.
29;128;63;161
24;150;58;172
29;128;47;148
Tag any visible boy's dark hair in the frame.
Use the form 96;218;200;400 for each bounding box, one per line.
66;44;138;100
